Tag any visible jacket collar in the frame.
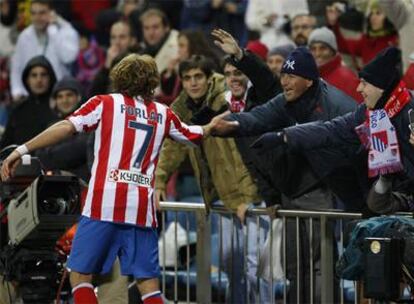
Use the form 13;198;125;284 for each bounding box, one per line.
318;54;342;77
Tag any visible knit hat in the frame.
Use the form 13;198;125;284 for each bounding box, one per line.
281;47;319;80
308;27;338;52
359;47;401;90
246;40;269;61
268;44;295;59
52;76;83;98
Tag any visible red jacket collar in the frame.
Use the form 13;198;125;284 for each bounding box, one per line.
318;54;342;76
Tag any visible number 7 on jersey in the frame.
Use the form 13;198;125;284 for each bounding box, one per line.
128;121;154;168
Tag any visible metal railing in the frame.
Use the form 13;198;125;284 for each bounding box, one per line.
159;201;364;304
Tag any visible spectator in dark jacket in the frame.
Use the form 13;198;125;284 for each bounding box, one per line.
308;27;363;103
278;47;414;215
0;55;57;148
209;46;366;210
89;20;139;97
208;45;359;304
34;76;92;182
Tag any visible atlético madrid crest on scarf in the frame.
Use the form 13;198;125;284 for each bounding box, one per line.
366;109;403;177
372;131;388;152
355;81;411;178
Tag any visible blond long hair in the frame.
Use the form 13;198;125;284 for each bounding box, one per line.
110;54;160;99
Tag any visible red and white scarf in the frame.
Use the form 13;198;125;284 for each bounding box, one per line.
355;81;411;177
225;90;247;113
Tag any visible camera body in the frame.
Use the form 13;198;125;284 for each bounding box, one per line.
8;175;81;249
0;156;82;303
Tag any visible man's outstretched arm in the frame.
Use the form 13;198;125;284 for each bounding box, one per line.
208;98;284;137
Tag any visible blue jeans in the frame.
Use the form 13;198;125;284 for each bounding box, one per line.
214;201;271;303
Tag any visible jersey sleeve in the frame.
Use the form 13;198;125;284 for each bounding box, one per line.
166;108;203;147
67;95;104;133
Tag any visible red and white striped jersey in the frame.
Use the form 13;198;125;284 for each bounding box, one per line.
68;93;203;227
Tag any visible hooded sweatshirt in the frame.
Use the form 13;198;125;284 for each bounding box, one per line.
0;56;58;148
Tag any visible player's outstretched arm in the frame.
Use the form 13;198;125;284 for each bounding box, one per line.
1;120;76;181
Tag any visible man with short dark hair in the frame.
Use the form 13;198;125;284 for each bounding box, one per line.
34;76;91;181
140;8;178;74
290;13;317;46
155;55;262;304
89;20;138;97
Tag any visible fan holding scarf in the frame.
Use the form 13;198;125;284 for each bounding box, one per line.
249;46;414;214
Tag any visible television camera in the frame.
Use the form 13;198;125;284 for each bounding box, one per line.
0;146;82;303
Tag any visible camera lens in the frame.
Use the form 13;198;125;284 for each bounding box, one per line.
40;198;67;215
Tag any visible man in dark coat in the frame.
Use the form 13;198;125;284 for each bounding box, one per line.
34;76;92;182
210;46;366;211
278;47;414;215
209;45;359;303
0;56;58;148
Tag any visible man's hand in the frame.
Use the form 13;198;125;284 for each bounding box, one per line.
410;132;414;146
250;131;286;150
49;10;58;25
206;111;240;137
155;189;166;211
236;203;250;223
105;45;121;68
12;94;26;103
1;150;22;181
211;28;243;60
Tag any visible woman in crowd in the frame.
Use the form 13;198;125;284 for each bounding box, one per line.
326;0;398;70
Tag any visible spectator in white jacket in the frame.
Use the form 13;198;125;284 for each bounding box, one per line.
10;0;79;101
245;0;292;49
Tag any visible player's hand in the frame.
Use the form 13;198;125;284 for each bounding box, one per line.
1;150;22;181
155;189;166;211
212;29;243;60
208;111;240;137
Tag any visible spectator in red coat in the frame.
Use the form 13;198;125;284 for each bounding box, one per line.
326;1;398;70
309;27;363;103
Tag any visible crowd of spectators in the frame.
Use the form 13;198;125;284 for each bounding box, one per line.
2;0;414;303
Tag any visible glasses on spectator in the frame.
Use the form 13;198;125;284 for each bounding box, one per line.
292;24;314;31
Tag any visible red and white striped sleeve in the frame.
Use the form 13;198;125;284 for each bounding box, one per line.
166;108;203;147
67;95;104;133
